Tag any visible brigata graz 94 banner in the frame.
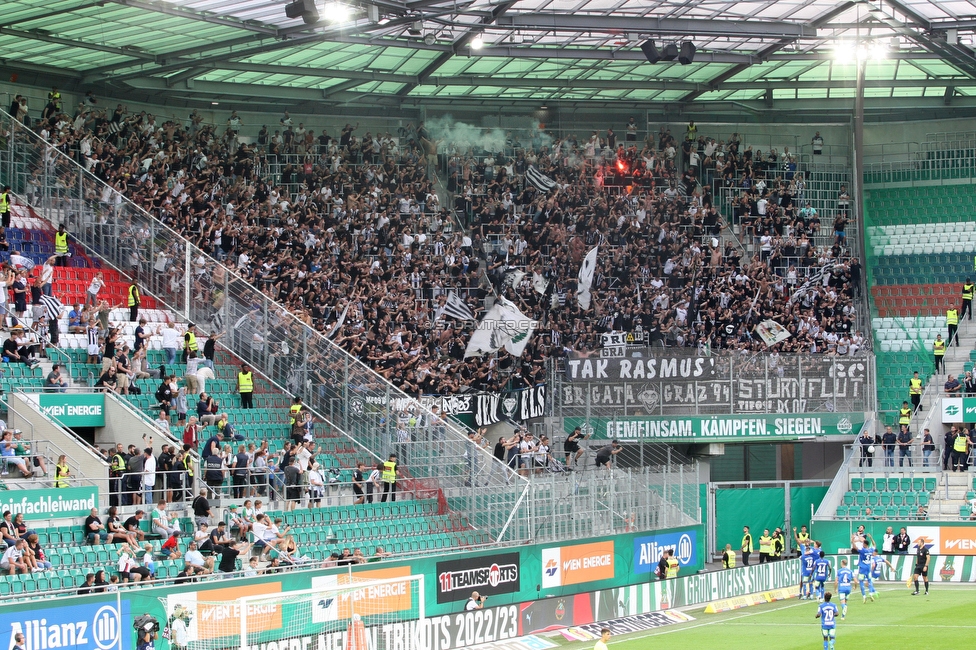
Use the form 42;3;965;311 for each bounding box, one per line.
558;350;871;415
563;413;864;441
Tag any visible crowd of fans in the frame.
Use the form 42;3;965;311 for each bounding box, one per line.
12;93;864;400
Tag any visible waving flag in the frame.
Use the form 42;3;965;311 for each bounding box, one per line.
576;245;598;310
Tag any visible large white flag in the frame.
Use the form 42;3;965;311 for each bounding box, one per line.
497;296;535;357
464;297;536;358
754;320;791;347
576;246;598;310
531;272;549;296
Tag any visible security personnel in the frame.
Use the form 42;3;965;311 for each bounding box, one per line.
909;371;924;412
127;281;141;322
665;551;680;578
953;427;970;471
722;544;736;569
381;452;399;503
54;223;69;266
758;529;774;564
109;448;126;507
947;307;959;347
772;529;784;560
183;323;198;363
899;400;913;430
181;451;194;501
54;458;70;488
48;87;62;111
289;396;304;426
741;525;754;566
934;334;946;374
0;185;10;229
237;363;254;409
963;278;975;321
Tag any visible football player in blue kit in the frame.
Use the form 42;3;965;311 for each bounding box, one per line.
835;559;855;619
816;592;840;650
869;552;894;599
800;542;818;599
856;538;874;603
813;550;832;601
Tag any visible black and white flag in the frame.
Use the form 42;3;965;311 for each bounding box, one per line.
531;272;549;296
525;165;557;192
39;294;64;321
444;292;475;321
789;260;836;305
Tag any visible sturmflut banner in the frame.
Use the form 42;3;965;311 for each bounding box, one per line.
559;351;870;415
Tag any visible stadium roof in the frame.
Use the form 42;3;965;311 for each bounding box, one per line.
3;0;976;110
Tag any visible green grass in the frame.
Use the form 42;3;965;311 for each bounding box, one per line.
555;585;976;650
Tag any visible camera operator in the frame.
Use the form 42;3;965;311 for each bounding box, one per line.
134;615;159;650
465;591;486;611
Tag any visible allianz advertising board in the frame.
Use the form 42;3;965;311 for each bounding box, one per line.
0;599;128;650
633;529;698;574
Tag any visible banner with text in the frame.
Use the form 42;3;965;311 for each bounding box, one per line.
350;384;547;428
37;393;106;427
564;413;863;442
941;397;976;423
0;486;98;518
558;351;871;415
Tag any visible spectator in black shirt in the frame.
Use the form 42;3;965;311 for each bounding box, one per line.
217;541;251;573
191;489;212;528
84;508;107;544
123;511;147;541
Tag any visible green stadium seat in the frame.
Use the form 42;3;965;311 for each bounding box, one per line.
918;493;930;506
880;493;891;506
925;477;937;492
862;478;875;491
904;493;916;506
855;493;867;506
897;507;910;518
912;477;924;491
887;478;900;491
867;493;880;506
892;493;904;506
961;506;972;519
900;478;912;491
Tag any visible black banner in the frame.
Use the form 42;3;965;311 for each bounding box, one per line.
474;384;547;427
565;354;718;382
436;552;521;604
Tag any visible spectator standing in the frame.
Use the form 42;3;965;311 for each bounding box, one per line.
159;322;181;366
898;426;914;467
881;425;897;467
922;428;935;467
183;323;198;363
811;132;824;155
86;272;104;307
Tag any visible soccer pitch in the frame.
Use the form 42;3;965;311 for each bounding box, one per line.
553;584;976;650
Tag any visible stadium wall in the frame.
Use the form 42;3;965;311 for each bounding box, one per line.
0;525;702;649
812;520;976;555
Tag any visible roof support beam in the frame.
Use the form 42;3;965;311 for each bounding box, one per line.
397;0;518;97
496;14;816;39
866;2;976;78
1;2;107;28
0;26;156;61
104;0;279;35
678;1;856;103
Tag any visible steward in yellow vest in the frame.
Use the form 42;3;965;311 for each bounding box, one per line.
183;324;197;363
948;308;959;348
909;371;923;412
238;363;254;409
381;453;399;503
741;526;754;566
54;461;70;488
963;279;974;321
899;402;912;426
934;335;946;374
127;282;141;322
759;530;774;564
1;186;12;228
666;554;680;578
722;544;736;569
